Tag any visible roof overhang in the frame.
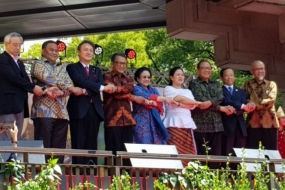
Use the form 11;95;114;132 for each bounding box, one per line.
0;0;166;40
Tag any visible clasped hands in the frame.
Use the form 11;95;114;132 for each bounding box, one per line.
242;102;256;113
45;87;86;98
220;105;235;115
49;87;88;98
166;97;201;107
33;86;64;98
103;84;117;93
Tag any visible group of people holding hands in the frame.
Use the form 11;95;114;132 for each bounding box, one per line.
0;31;284;168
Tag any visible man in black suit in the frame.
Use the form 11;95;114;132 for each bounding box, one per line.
0;32;44;141
67;40;115;165
220;68;250;156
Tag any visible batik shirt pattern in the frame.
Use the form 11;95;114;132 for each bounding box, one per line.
244;79;278;128
188;77;224;133
31;59;73;120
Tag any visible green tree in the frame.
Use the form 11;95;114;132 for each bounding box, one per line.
62;32;152;68
21;43;42;59
144;28;214;73
0;44;4;53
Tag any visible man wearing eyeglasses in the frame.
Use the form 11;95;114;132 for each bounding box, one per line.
188;60;235;165
103;53;145;165
244;60;278;150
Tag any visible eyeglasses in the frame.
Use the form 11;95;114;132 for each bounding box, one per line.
199;67;212;71
141;76;151;79
114;61;127;66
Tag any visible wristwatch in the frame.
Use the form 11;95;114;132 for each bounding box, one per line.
42;87;48;94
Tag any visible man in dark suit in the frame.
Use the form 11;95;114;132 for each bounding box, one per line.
0;32;44;141
67;40;115;165
220;68;250;156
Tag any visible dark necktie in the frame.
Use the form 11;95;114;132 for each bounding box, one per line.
85;66;92;102
17;60;24;77
15;59;21;70
85;66;89;76
228;86;233;95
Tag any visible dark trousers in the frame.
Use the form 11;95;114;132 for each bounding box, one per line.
33;118;68;164
246;128;277;150
194;131;222;169
222;127;246;156
104;125;133;165
70;105;101;165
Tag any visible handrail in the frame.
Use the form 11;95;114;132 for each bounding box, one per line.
116;151;276;164
0;146;113;164
0;146;112;157
1;147;285;165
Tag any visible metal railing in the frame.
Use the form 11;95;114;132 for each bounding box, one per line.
1;147;285;189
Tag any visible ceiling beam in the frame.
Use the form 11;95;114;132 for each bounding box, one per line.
0;0;140;17
16;21;166;40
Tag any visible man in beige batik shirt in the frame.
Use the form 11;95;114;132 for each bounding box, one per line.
244;60;278;150
31;40;84;163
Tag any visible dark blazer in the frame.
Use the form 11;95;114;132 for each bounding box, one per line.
221;85;247;136
66;62;104;120
0;51;34;117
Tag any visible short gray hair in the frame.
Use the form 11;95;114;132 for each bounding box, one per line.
4;32;23;44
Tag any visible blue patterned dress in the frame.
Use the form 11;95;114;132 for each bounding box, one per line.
132;85;169;144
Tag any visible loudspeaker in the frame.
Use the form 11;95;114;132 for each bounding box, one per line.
0;140;45;164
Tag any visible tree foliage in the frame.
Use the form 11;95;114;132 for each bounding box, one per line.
20;29;214;71
144;29;214;73
21;43;42;59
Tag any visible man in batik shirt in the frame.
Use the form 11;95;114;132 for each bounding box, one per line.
103;53;144;165
244;60;278;150
189;60;234;159
31;40;83;163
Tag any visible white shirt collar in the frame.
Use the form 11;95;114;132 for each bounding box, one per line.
80;62;90;68
224;84;233;89
8;53;19;63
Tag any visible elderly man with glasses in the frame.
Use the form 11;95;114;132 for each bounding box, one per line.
102;53;144;165
244;60;278;150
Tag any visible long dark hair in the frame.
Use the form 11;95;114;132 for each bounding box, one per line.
134;67;152;83
168;67;184;85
